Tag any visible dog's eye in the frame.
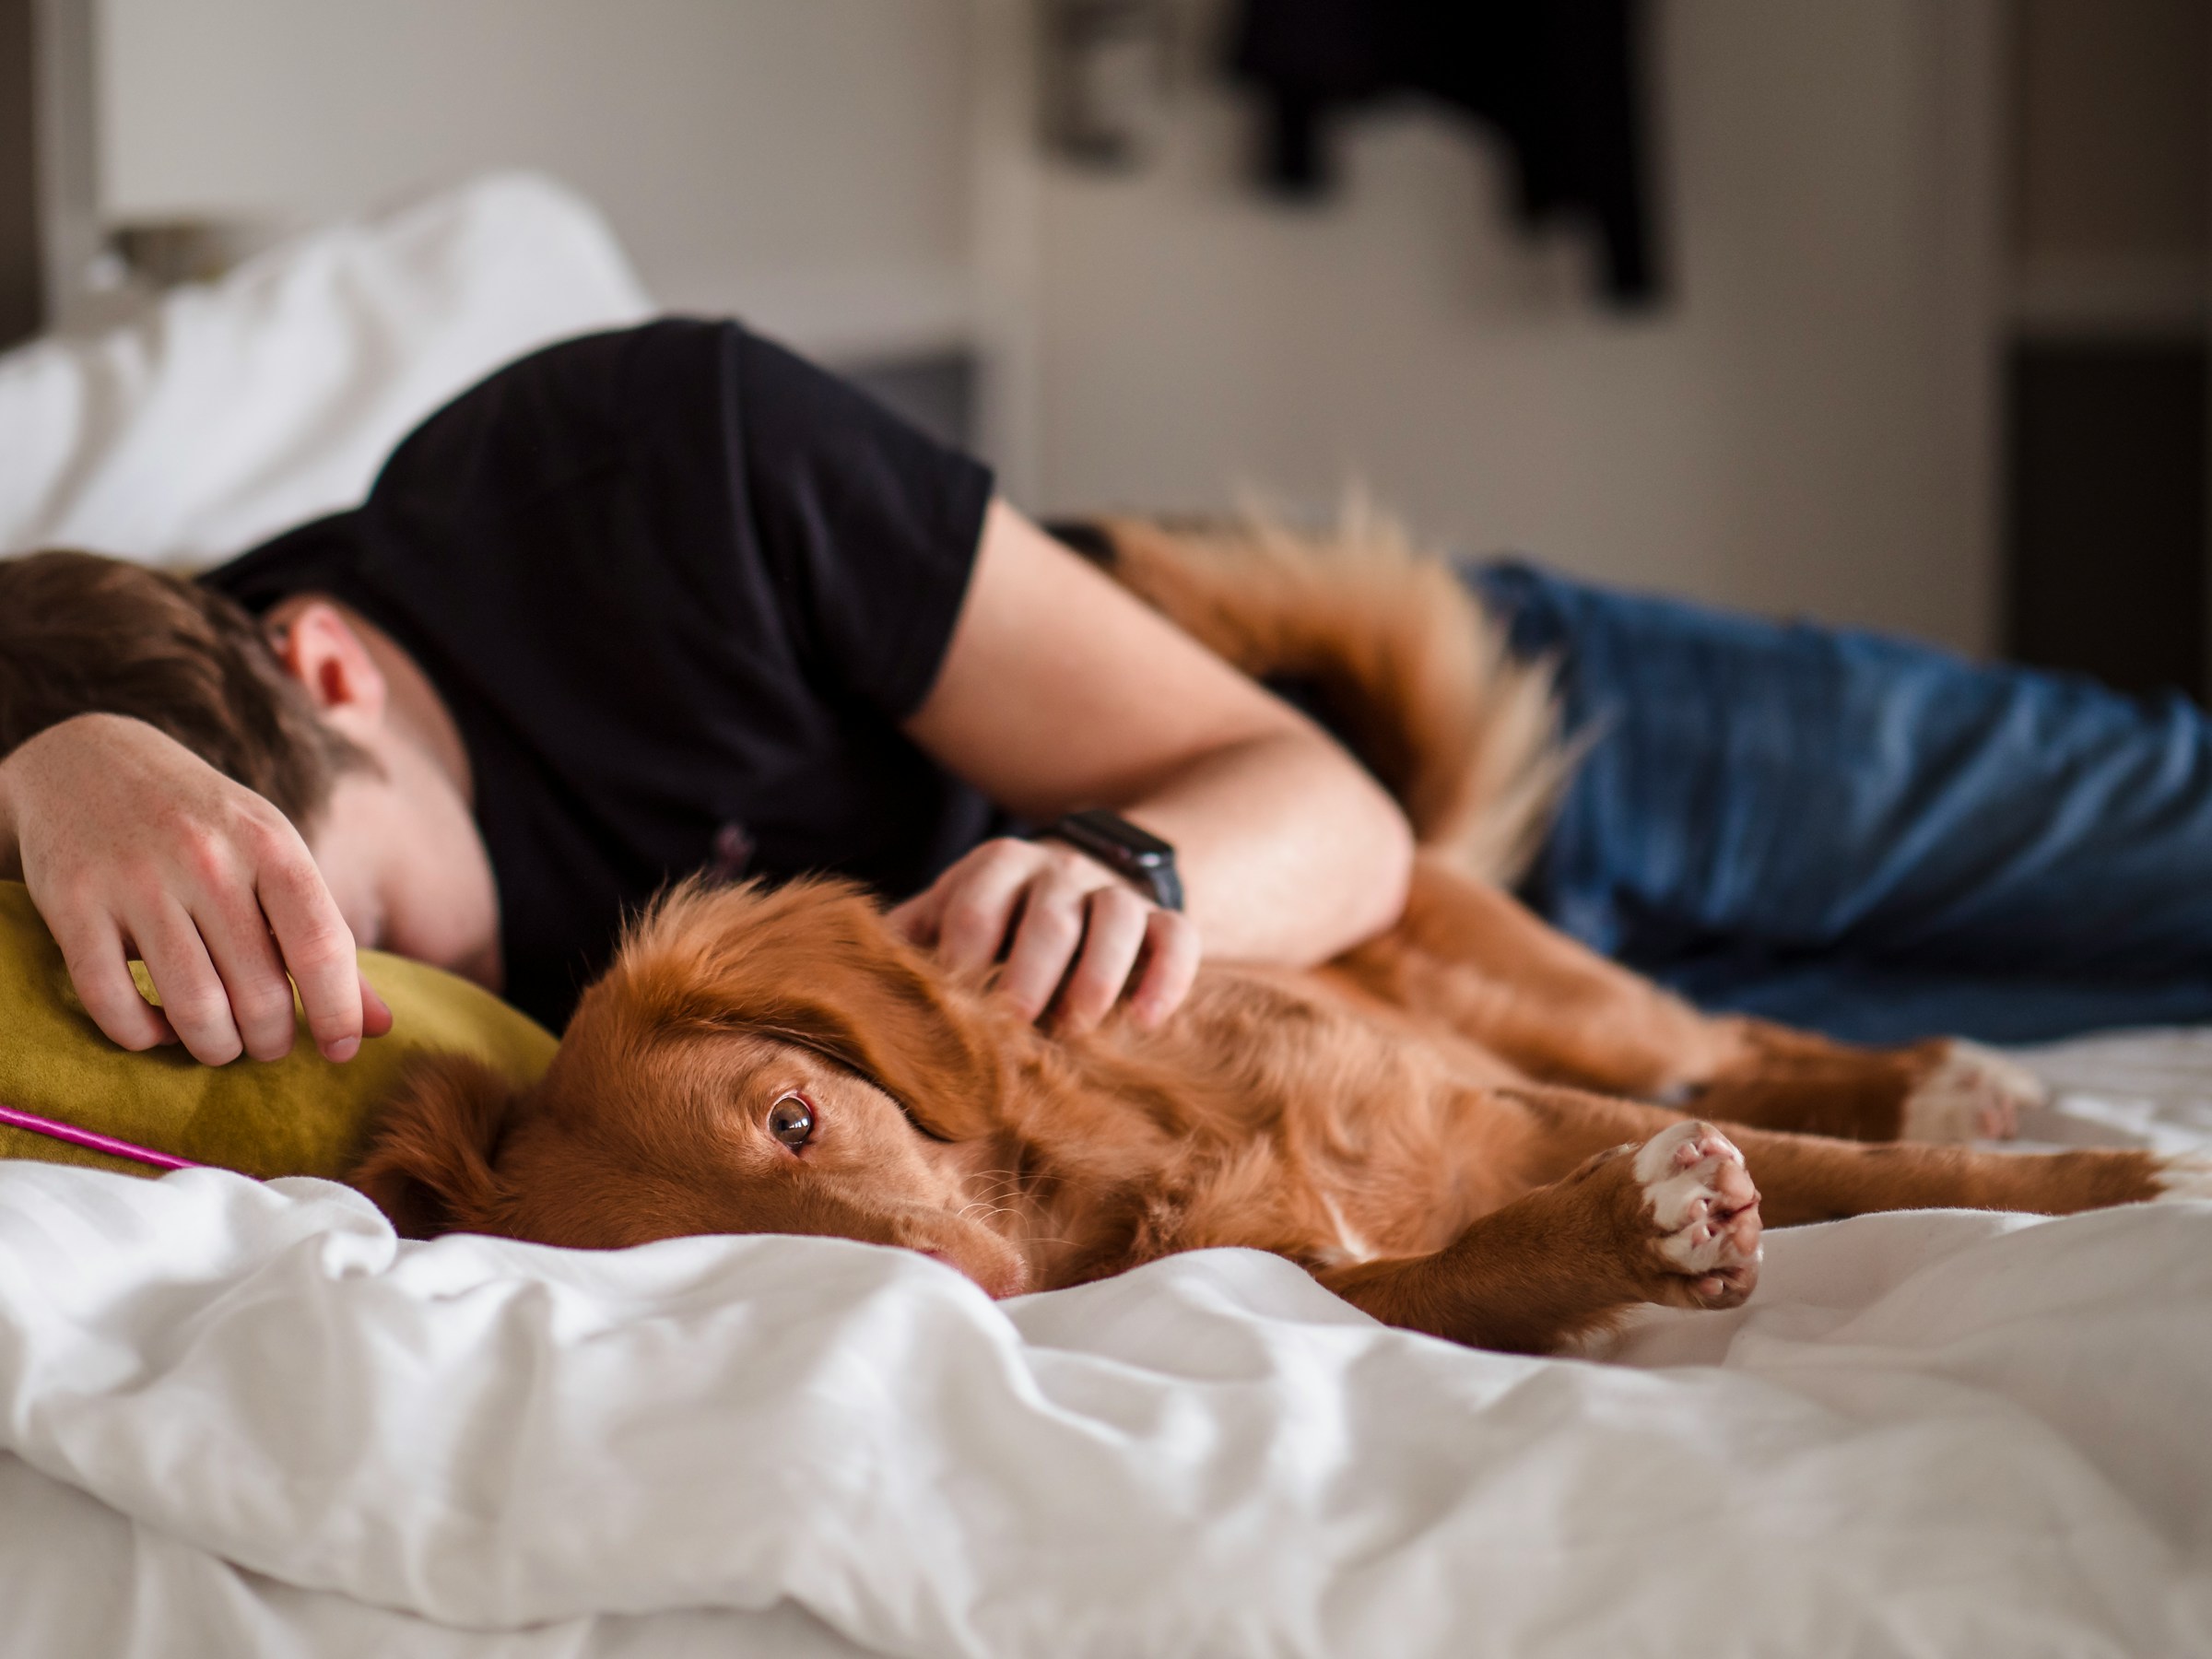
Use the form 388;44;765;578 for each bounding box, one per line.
768;1092;815;1148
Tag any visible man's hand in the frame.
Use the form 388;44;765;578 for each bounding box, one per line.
888;836;1200;1034
0;714;393;1065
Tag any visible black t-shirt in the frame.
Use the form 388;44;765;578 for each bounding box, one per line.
203;320;997;1030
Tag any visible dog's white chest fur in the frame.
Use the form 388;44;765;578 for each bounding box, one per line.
1318;1191;1377;1265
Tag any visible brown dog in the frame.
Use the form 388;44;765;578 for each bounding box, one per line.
353;518;2207;1355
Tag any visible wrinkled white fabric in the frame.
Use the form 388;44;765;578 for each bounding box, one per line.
0;1037;2207;1657
0;1454;874;1659
0;171;652;565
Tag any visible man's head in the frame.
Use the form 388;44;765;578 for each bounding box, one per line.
0;550;369;829
0;550;500;986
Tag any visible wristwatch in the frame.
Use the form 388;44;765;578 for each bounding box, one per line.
1039;809;1184;912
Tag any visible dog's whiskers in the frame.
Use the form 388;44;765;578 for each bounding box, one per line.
961;1171;1030;1207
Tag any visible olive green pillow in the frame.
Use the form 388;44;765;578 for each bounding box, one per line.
0;880;556;1181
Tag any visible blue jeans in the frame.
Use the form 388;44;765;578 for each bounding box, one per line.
1468;561;2212;1045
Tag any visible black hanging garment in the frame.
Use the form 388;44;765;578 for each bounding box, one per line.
1228;0;1660;305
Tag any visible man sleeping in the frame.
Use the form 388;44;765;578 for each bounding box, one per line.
3;318;2211;1070
0;322;1409;1065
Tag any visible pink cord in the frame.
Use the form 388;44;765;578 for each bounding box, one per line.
0;1102;204;1171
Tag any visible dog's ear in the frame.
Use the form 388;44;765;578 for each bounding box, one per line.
624;877;1004;1141
350;1053;521;1239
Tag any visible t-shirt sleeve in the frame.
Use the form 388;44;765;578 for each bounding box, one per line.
731;328;994;720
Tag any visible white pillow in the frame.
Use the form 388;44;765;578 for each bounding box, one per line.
0;171;653;566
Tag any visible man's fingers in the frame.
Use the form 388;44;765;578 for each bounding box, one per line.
998;869;1100;1020
52;913;175;1053
1128;908;1202;1030
255;843;365;1062
129;901;244;1065
360;972;394;1040
1052;885;1149;1035
192;892;301;1064
935;842;1046;975
885;882;947;948
913;840;1197;1030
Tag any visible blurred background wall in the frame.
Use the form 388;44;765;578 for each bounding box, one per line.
96;0;982;361
14;0;2208;666
1024;1;1997;650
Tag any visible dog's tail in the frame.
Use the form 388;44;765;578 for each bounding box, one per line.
1070;507;1572;888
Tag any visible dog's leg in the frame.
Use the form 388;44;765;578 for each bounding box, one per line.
1335;1079;2194;1353
1683;1025;2047;1145
1496;1083;2181;1226
1706;1124;2176;1225
1330;860;1745;1094
1322;1083;2194;1355
1316;1119;1763;1355
1335;860;2044;1143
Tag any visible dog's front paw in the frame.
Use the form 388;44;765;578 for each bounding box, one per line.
1901;1040;2048;1143
1631;1121;1762;1309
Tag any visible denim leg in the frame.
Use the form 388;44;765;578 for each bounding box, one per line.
1467;559;2212;1043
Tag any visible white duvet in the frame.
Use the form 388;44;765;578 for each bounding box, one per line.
0;1035;2207;1657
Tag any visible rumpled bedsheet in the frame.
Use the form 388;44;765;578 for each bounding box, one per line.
0;1052;2207;1657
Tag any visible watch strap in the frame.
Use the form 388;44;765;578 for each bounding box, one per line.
1039;809;1184;912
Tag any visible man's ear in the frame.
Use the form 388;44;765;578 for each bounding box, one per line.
350;1053;519;1239
270;599;388;735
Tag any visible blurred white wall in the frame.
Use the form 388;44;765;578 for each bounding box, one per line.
96;0;978;359
1024;0;1998;651
95;0;2000;650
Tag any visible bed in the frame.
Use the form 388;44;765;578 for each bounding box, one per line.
1;176;2207;1658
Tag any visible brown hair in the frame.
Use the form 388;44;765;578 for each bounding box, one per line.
0;550;370;827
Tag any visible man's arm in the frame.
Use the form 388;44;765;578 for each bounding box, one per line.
896;500;1415;1031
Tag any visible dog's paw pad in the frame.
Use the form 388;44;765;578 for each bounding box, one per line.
1902;1040;2048;1143
2155;1152;2212;1204
1632;1121;1762;1308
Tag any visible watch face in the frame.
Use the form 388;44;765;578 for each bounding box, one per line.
1047;811;1183;911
